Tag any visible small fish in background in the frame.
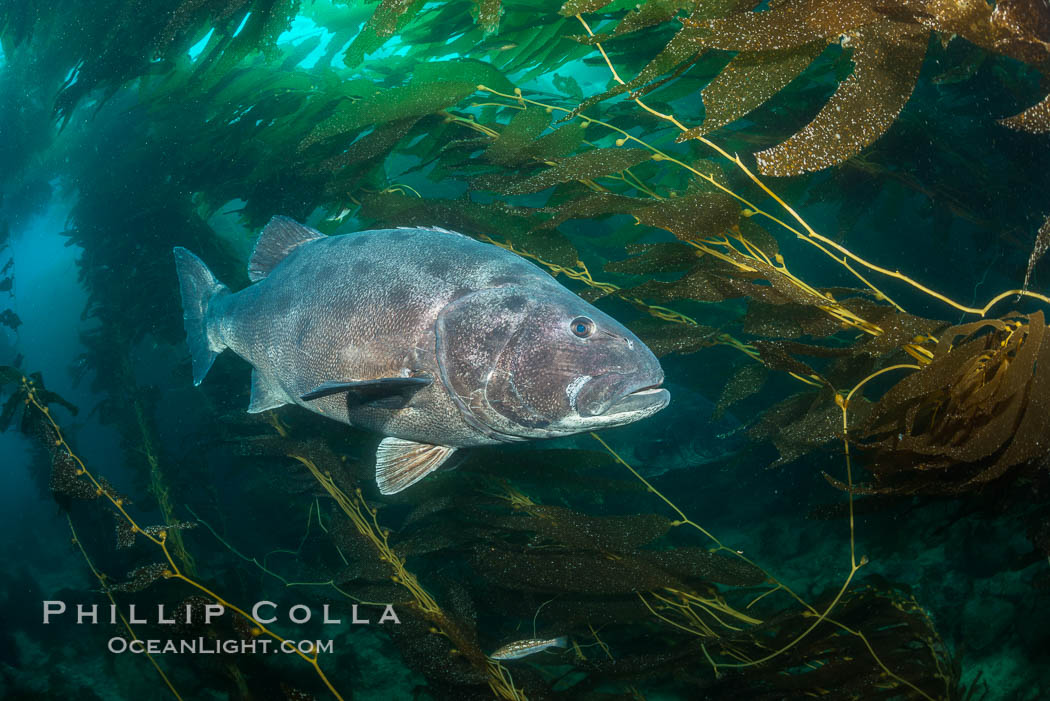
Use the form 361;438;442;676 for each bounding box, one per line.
489;636;568;661
174;217;669;495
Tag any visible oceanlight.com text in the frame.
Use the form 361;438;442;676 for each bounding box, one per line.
107;637;335;655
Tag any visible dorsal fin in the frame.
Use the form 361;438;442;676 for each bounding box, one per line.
248;216;325;282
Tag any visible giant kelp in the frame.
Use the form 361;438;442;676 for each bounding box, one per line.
0;363;962;698
2;0;1050;698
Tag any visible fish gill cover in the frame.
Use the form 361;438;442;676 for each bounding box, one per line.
0;0;1049;699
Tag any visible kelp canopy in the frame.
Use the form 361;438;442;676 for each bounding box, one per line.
1;0;1049;699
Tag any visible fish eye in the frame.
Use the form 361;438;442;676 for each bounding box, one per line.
570;316;595;338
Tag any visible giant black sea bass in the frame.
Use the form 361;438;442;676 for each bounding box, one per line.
173;217;670;494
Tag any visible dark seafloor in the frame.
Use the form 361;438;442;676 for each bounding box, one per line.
1;2;1050;700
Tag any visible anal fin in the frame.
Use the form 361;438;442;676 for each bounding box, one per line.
375;438;456;495
248;369;289;413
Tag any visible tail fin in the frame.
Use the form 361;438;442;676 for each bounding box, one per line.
551;636;568;649
173;247;229;385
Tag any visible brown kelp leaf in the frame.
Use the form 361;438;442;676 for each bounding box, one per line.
864;335;992;440
559;0;616;15
552;73;585;100
393;530;459;557
927;0;1050;65
633;548;767;586
0;365;22;386
687;0;880;51
566;27;705;118
737;218;780;257
500;148;653;195
858;314;1050;492
501;505;672;552
715;363;769;420
109;563;170;593
342;0;426;67
1023;214;1050;293
989;0;1050;64
753;340;823;381
628;318;718;357
633;190;740;242
121;520;196;545
302;61;510;149
749;392;815;441
845;300;945;357
615;0;695;37
0;309;22;331
520;229;580;268
543;192;646;229
34;388;79;416
748;392;840;466
473;0;501;33
484;107;550;166
50;449;98;500
315;116;419;177
691;42;825;134
529;122;587;160
473;546;683;593
623;251;829;306
625;265;744;303
403;495;459;527
605;242;699;275
336;545;419;583
742;258;834;306
769;397;844;466
301;81;475;149
1000;93;1050;133
359;191;581;267
966;325;1050;485
743;301;842;338
756;20;927;176
115;518;137;549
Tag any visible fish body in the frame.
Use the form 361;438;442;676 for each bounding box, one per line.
173;217;669;494
489;636;568;660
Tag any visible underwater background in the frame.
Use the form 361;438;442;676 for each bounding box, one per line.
1;1;1050;699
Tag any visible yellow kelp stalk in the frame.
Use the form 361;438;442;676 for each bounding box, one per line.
291;454;527;701
589;432;949;700
18;377;348;701
492;480;761;641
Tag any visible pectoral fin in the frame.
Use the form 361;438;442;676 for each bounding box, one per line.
375;438;456;495
300;376;432;408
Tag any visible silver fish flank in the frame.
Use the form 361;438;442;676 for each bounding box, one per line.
489;636;568;661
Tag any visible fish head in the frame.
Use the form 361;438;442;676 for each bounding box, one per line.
435;286;669;441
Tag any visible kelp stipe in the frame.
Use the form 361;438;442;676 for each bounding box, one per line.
0;368;347;699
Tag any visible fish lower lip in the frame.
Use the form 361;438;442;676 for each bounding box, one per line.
602;387;670;415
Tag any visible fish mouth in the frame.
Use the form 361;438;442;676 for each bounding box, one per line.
579;374;670;418
601;383;670;416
